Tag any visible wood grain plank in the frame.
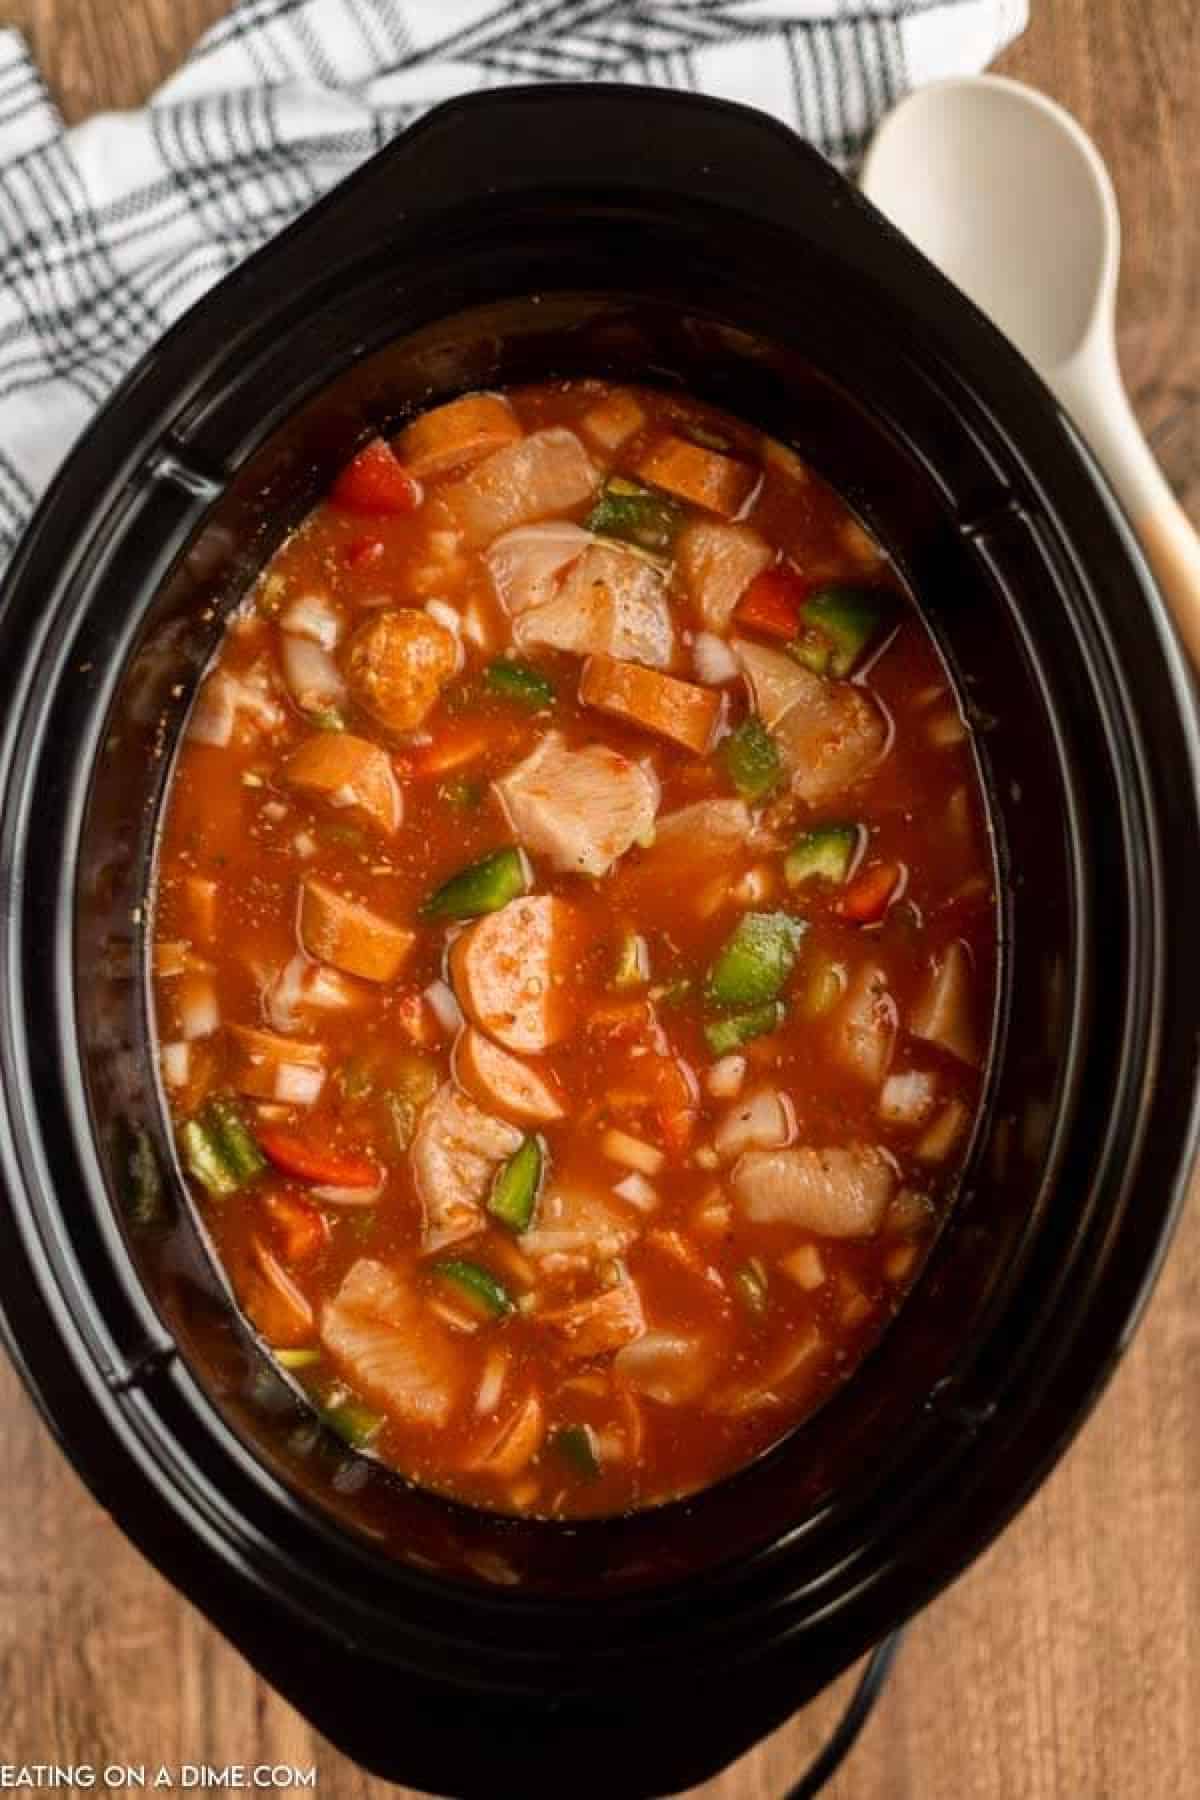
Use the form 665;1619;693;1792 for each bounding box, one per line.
0;2;1195;1796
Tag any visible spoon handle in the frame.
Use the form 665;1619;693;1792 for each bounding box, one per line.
1054;355;1200;673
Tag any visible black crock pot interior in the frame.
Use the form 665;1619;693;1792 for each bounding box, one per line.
1;89;1197;1798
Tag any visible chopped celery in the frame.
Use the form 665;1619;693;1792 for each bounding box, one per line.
790;585;886;677
553;1423;601;1478
421;845;530;919
733;1259;769;1317
488;1136;543;1234
180;1117;239;1198
277;1347;321;1370
720;716;780;800
586;476;684;555
705;911;806;1010
485;658;555;710
613;931;650;989
322;1399;383;1447
703;1000;785;1055
308;708;346;732
785;824;859;888
383;1057;438;1154
432;1257;514;1318
204;1096;266;1183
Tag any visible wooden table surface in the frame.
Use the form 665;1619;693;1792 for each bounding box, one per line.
1;3;1196;1795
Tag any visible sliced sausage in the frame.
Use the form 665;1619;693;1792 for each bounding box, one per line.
283;731;402;836
579;654;723;754
395;392;522;479
453;1025;564;1124
298;877;414;983
449;894;577;1054
635;434;757;517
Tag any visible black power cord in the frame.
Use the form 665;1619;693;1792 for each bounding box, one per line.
782;1629;906;1799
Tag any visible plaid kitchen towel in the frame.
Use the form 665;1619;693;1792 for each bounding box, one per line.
0;0;1028;566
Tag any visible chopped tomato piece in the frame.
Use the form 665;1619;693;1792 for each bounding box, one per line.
257;1129;381;1189
735;564;810;640
837;861;902;924
346;536;385;569
330;438;421;515
262;1191;328;1263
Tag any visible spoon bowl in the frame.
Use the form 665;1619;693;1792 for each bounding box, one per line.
862;75;1200;669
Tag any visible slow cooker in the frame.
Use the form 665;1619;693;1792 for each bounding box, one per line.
0;87;1196;1798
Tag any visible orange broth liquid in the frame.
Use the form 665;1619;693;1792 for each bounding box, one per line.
153;380;996;1518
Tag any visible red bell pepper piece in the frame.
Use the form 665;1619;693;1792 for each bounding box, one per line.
837;861;902;924
734;564;810;640
257;1129;381;1189
330;438;421;515
345;535;385;569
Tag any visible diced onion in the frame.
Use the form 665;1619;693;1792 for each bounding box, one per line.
178;973;220;1040
714;1088;796;1163
601;1127;665;1177
280;634;347;715
312;1178;384;1207
274;1064;324;1106
705;1054;746;1100
265;955;359;1034
613;1171;659;1212
424;598;462;635
187;672;236;746
693;631;741;685
779;1244;825;1291
879;1069;937;1126
279;592;342;649
475;1347;509;1416
424;979;463;1035
161;1041;190;1088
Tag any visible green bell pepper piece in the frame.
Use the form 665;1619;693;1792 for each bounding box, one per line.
586;477;684;555
484;658;555;710
322;1399;383;1447
720;715;780;800
703;1000;786;1055
488;1136;543;1234
204;1096;266;1183
421;846;530;920
790;585;886;678
784;824;859;888
705;911;806;1010
432;1257;515;1318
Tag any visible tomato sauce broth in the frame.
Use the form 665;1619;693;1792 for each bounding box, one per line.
153;379;996;1518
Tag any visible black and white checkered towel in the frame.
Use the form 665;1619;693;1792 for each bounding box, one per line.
0;0;1028;567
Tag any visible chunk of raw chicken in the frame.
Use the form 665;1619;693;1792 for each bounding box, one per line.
343;608;458;734
521;1186;641;1264
835;963;897;1086
486;522;593;616
516;542;675;669
678;521;772;632
321;1259;461;1427
411;1082;523;1253
449;894;578;1053
493;731;659;879
734;638;886;804
732;1143;896;1237
614;1328;716;1404
395;392;522;479
299;878;413;983
283;731;402;835
539;1281;645;1360
452;1026;564;1124
444;427;598;547
910;941;982;1067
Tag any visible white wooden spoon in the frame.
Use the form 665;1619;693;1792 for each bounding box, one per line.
861;74;1200;668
